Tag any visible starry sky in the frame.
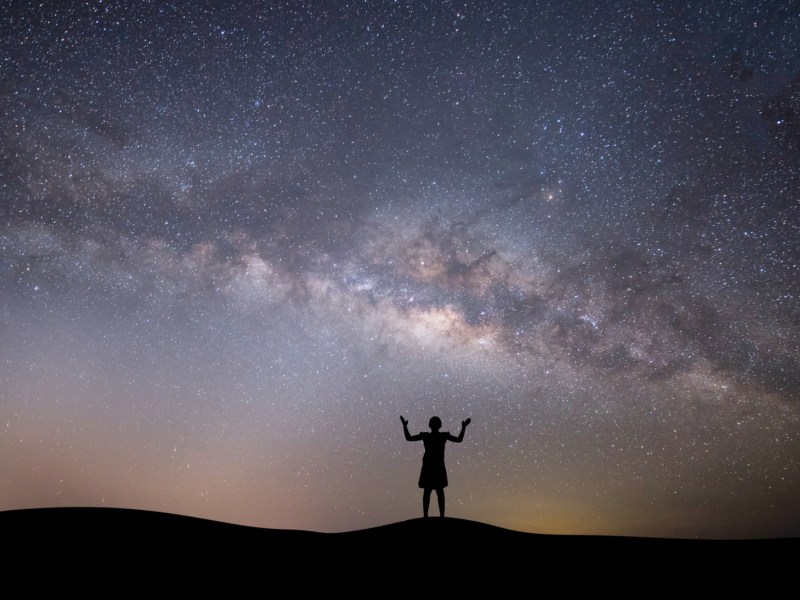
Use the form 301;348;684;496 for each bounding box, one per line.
2;1;799;539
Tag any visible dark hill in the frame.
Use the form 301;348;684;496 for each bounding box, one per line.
2;508;794;589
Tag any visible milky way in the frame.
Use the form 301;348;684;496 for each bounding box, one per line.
2;1;799;538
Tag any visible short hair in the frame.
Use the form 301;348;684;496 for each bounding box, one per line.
429;416;442;430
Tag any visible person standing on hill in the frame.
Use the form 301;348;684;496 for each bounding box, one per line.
401;415;471;518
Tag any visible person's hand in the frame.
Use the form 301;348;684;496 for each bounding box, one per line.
462;418;471;428
400;416;409;427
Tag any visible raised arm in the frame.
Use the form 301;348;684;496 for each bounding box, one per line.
401;416;422;441
448;418;471;443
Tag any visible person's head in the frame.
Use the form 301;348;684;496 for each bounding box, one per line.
428;416;442;431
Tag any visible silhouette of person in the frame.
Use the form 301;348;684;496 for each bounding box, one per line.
401;415;471;518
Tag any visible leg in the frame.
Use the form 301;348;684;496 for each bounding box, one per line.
436;487;445;517
422;488;432;518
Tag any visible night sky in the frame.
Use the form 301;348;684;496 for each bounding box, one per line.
2;1;799;539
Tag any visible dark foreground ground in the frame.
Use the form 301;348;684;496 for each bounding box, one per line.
4;508;795;590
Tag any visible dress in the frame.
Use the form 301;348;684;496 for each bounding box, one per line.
418;431;449;489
